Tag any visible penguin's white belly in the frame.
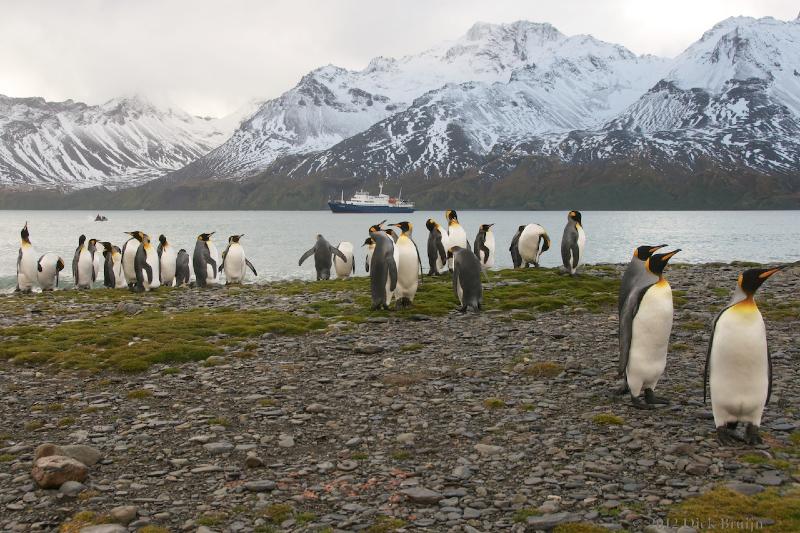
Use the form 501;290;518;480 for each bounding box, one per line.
77;251;94;288
479;233;495;270
710;306;769;427
627;281;673;396
576;226;586;269
365;247;374;272
160;248;177;286
518;230;541;264
36;253;58;290
93;253;103;282
123;241;140;284
447;226;467;270
18;247;38;289
456;277;464;304
113;255;127;288
143;247;161;289
334;243;354;279
224;246;247;282
395;240;419;300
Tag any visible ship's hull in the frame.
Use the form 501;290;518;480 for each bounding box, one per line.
328;201;414;213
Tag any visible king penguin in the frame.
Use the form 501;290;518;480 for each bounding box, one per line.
368;223;398;310
193;232;219;288
220;234;257;284
620;249;680;409
73;235;96;289
16;222;39;293
619;244;667;317
333;241;355;280
363;237;376;273
90;239;103;284
158;235;178;287
445;210;468;271
121;231;145;288
36;253;64;291
473;224;495;271
390;221;423;309
509;225;525;269
704;266;785;445
100;242;120;288
175;249;191;286
425;219;448;276
298;234;347;281
518;224;551;268
133;233;161;292
449;246;482;312
560;211;585;275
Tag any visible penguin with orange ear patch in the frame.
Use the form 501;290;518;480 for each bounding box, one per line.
705;266;786;445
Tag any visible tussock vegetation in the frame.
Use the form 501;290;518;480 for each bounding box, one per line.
592;413;624;426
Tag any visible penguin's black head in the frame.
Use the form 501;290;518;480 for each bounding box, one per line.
568;211;582;225
88;238;98;248
78;234;86;246
541;233;552;252
426;219;436;232
739;266;785;296
391;221;412;234
384;228;396;238
229;234;243;243
634;244;667;260
56;258;65;271
198;232;214;241
21;222;30;243
100;241;113;252
125;230;144;242
362;237;375;247
517;225;525;233
479;223;494;232
158;234;167;246
446;209;458;222
446;245;463;260
646;249;680;276
368;220;386;233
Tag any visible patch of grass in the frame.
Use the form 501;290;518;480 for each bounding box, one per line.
0;307;327;372
59;511;112;533
259;398;276;407
513;507;541;523
58;417;76;427
510;311;536;321
0;453;15;462
46;402;64;412
24;420;44;431
554;524;609;533
77;490;100;501
668;487;800;532
196;513;225;527
739;453;792;471
126;389;153;399
400;343;423;352
790;432;800;446
366;516;406;533
391;450;411;460
518;403;536;412
483;397;506;409
671;342;690;352
763;300;800;322
262;503;293;524
351;452;369;461
489;268;618;313
681;320;707;331
672;289;688;308
161;367;180;375
296;512;316;525
138;527;170;533
712;287;730;298
592;413;624;426
522;361;564;378
207;417;230;427
82;406;101;413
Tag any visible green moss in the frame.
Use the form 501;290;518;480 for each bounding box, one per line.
161;367;180;375
296;512;316;525
400;343;423;352
59;511;112;533
483;397;506;409
672;289;688;308
137;527;170;533
671;342;690;352
682;320;707;331
58;417;76;427
513;507;541;523
366;516;406;533
207;417;230;427
0;307;326;372
126;389;152;399
668;487;800;532
262;503;293;524
195;513;225;526
0;453;15;462
391;450;411;460
24;420;43;430
592;413;624;426
522;361;564;378
351;452;369;461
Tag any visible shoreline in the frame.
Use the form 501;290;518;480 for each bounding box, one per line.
1;263;798;532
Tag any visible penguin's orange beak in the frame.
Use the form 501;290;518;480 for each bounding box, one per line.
662;249;681;261
649;244;667;253
759;266;785;279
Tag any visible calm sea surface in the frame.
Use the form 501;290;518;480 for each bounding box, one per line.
1;210;798;290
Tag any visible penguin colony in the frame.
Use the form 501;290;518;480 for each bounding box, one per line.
13;210;793;445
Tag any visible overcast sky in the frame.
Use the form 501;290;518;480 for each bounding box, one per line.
1;0;797;117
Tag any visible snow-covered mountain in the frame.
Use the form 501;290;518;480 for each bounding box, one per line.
181;21;667;181
0;95;254;189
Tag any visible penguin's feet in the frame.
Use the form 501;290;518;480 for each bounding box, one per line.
630;396;655;410
716;426;744;446
745;424;763;445
615;382;630;396
644;388;670;405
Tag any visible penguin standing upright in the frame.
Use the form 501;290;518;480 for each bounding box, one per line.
362;237;376;273
333;242;355;280
298;234;346;281
91;239;103;284
36;253;64;291
16;223;38;292
220;235;257;284
518;224;551;267
473;224;495;271
390;222;423;309
72;235;96;289
193;233;219;288
175;249;191;286
619;244;667;316
449;246;482;312
133;233;161;292
100;242;126;289
705;266;785;445
619;250;680;409
561;211;585;275
368;227;397;310
425;219;448;276
445;210;467;270
121;231;145;287
509;225;525;269
158;235;178;287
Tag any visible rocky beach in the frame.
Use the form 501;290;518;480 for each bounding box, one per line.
0;263;798;533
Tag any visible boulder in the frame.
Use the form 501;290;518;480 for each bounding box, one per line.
31;455;88;489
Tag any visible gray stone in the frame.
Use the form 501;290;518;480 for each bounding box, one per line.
79;526;127;533
244;480;276;492
725;482;765;496
109;505;138;525
203;442;234;455
58;480;86;497
526;512;579;529
401;487;443;504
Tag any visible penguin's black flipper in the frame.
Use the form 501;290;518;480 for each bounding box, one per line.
298;247;315;266
436;235;446;266
331;245;347;263
37;255;44;272
91;250;97;282
157;243;164;260
570;241;580;270
411;237;423;285
17;248;22;274
618;284;648;378
220;243;231;273
388;256;398;292
144;262;153;284
246;259;258;277
766;347;773;406
204;248;217;276
72;247;80;285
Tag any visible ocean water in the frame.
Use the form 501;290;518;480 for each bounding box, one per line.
1;210;798;290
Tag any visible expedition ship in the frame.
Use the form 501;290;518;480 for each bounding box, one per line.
328;184;415;213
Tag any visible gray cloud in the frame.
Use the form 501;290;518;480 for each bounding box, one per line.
0;0;797;116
